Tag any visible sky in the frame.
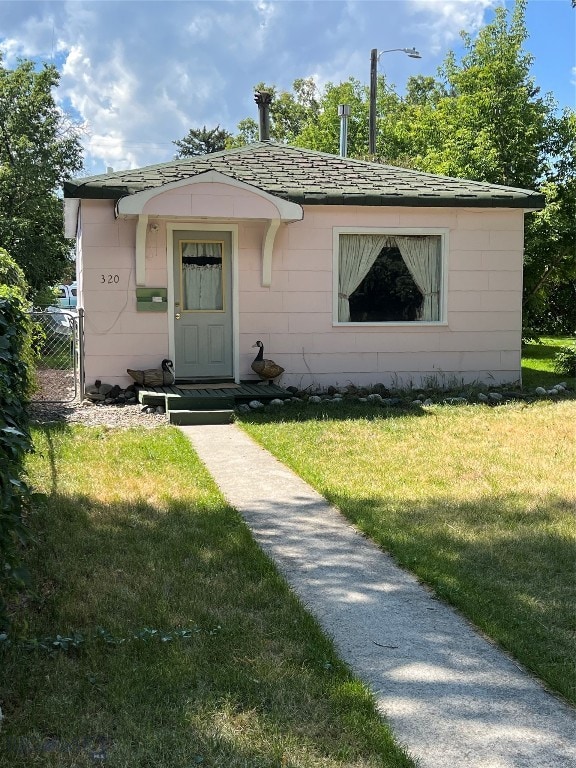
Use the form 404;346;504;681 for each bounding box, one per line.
0;0;574;176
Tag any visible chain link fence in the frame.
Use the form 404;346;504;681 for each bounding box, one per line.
29;308;84;404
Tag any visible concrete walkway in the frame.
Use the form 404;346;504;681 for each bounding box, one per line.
180;424;576;768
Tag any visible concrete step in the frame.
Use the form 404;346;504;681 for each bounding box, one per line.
169;409;235;426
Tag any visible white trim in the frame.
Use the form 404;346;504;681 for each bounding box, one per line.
332;226;449;326
64;199;80;239
116;170;303;221
135;215;148;286
262;218;280;287
166;222;239;383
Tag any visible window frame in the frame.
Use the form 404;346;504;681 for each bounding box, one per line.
332;226;449;327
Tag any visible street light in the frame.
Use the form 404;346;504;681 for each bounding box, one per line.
369;47;421;155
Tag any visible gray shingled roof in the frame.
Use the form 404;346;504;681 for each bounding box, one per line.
64;141;544;209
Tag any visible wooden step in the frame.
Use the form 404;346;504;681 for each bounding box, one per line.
165;395;235;411
169;409;235;426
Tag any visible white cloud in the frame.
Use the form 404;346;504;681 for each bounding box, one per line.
408;0;499;54
0;0;570;173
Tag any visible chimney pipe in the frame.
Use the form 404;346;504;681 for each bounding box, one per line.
254;90;272;141
338;104;351;157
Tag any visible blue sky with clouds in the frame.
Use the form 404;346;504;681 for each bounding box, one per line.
1;0;574;176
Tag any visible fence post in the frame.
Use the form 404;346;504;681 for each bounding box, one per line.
77;307;85;401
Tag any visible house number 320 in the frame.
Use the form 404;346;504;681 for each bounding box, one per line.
101;274;120;284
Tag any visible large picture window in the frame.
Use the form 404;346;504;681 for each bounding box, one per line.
336;232;444;323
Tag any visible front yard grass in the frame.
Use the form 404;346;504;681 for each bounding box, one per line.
522;335;575;389
0;425;414;768
239;399;576;706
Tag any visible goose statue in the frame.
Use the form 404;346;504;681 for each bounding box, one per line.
127;358;174;387
251;341;284;384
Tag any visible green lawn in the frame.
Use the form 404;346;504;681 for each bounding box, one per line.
239;399;576;706
0;425;414;768
522;335;575;389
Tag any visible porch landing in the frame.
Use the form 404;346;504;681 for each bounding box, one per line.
135;380;290;425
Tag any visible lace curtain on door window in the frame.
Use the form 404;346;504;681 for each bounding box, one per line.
182;242;223;310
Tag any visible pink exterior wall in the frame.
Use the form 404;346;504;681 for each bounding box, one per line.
237;206;525;388
78;199;170;386
76;184;526;390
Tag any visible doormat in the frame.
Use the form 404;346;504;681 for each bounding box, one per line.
178;383;241;390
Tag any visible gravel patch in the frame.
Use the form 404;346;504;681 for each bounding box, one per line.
29;399;167;429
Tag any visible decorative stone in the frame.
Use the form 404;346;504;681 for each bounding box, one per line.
308;396;322;403
477;393;489;402
125;397;137;404
535;387;547;395
85;392;105;401
85;384;100;395
423;398;434;406
155;405;165;414
547;389;559;395
444;397;468;405
286;386;299;394
412;400;423;406
488;392;503;401
358;397;368;402
269;399;284;406
248;400;264;410
367;393;383;402
99;383;114;396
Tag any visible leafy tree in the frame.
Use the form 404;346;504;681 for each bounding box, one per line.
393;0;551;186
173;124;231;157
0;56;83;297
523;109;576;335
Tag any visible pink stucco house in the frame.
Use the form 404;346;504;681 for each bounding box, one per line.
63;141;543;391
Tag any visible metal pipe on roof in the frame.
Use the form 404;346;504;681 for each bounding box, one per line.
254;91;272;141
338;104;351;157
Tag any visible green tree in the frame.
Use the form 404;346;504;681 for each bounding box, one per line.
173;124;231;157
0;56;83;297
523;109;576;335
393;0;551;186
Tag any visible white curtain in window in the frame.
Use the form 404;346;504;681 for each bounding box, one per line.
182;242;223;310
393;236;441;321
338;234;389;322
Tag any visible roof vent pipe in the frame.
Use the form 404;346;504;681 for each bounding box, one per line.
254;90;272;141
338;104;351;157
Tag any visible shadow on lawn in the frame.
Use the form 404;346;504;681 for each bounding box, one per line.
323;488;576;706
239;399;430;425
3;424;414;768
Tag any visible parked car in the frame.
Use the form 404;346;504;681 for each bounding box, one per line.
44;306;77;337
57;282;77;309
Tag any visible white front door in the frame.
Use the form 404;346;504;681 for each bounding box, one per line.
172;230;233;380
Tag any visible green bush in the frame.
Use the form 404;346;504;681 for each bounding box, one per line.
553;344;576;378
0;249;34;629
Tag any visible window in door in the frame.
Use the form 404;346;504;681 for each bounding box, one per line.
180;240;224;311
